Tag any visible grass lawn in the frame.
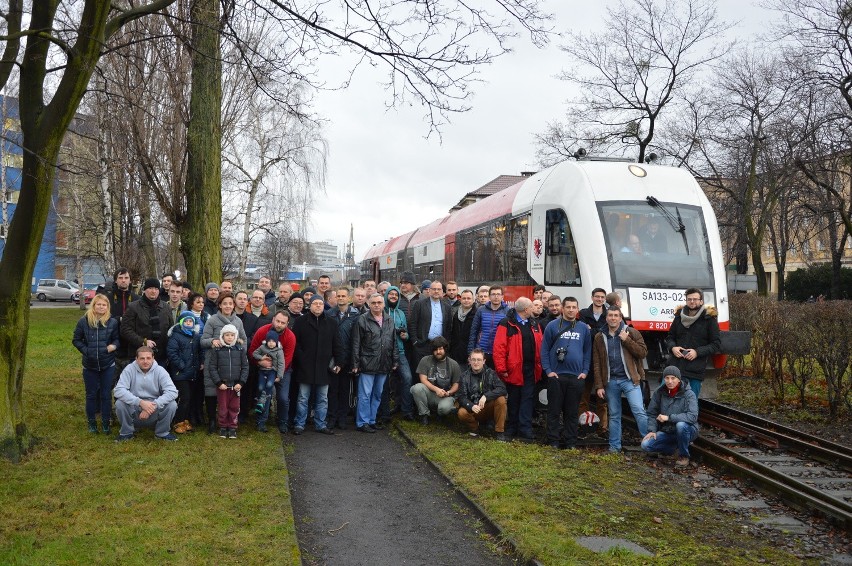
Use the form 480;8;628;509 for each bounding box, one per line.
398;421;815;566
0;308;300;565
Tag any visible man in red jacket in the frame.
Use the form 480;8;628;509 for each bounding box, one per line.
249;311;296;433
492;297;543;442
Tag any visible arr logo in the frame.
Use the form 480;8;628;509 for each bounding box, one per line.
649;307;659;316
533;238;542;259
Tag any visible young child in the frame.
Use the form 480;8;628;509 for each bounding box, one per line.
167;310;202;434
252;329;285;420
205;324;248;438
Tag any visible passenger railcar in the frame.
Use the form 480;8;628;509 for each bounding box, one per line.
361;159;732;374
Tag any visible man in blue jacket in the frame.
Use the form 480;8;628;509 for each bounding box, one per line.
541;297;591;449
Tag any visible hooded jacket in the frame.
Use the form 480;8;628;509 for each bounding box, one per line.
113;359;178;411
645;382;699;434
492;308;543;386
665;304;721;380
166;322;201;382
204;328;249;393
73;316;120;372
383;286;409;358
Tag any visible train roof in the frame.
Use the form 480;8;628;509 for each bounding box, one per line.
362;229;417;260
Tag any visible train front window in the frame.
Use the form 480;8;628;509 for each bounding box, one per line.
599;201;713;288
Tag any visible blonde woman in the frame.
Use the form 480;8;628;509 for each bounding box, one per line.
72;294;121;434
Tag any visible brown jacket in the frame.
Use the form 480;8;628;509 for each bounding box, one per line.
592;326;647;389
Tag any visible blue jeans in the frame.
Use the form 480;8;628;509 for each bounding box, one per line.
257;369;276;404
607;377;648;451
505;373;536;438
83;366;115;423
380;355;413;419
357;373;387;427
294;383;329;430
258;370;291;428
641;421;699;458
687;377;702;398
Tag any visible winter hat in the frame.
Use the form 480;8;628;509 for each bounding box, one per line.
265;329;280;343
205;282;219;293
420;279;432;292
303;286;317;297
662;365;682;380
309;294;325;305
220;324;238;343
143;277;160;291
400;271;416;284
178;310;196;335
289;292;303;302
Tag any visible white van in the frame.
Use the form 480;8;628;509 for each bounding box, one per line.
35;279;79;302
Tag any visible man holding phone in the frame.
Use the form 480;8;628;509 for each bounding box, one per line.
593;306;648;453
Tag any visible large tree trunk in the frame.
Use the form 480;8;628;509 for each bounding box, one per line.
181;0;223;290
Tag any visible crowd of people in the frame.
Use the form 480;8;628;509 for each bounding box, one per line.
71;269;718;465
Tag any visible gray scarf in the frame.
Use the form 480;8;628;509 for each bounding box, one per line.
679;305;705;328
457;306;472;322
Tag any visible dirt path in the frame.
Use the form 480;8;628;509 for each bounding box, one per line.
285;427;519;566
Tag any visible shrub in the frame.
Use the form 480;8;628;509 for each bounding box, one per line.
785;263;852;301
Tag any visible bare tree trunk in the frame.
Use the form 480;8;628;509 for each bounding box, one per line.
181;0;223;290
138;182;157;276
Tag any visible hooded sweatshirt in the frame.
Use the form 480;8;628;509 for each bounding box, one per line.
384;285;409;357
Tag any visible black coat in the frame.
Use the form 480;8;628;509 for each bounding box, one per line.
409;297;451;347
329;307;361;371
351;313;399;374
237;310;260;341
120;297;174;362
449;305;476;364
665;305;721;380
292;312;338;386
72;316;120;371
204;343;249;393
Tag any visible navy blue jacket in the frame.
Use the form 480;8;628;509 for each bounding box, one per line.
166;325;201;382
72;316;120;372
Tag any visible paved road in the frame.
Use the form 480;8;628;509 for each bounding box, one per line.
285;427;519;566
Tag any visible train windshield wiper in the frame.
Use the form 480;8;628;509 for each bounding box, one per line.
646;195;689;254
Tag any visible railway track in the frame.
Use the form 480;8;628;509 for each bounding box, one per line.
695;400;852;532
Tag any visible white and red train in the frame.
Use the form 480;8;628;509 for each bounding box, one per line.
361;158;734;373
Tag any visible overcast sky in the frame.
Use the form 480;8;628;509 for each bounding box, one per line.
308;0;771;262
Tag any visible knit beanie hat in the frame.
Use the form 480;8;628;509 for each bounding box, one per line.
309;294;325;305
178;310;196;335
421;279;432;292
143;277;160;291
303;286;317;297
205;282;219;293
662;365;681;380
265;329;280;343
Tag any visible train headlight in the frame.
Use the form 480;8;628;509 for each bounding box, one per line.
703;290;715;307
628;164;647;177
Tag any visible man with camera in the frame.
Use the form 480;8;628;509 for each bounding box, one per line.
541;297;591;449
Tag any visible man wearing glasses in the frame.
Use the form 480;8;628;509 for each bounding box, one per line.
664;288;721;398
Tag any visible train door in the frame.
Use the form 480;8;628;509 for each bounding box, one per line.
530;204;582;288
444;234;456;282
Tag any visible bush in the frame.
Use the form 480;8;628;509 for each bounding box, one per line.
785;263;852;301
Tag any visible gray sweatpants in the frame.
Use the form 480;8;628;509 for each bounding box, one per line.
116;400;177;437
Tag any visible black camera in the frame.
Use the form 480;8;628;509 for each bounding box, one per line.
556;347;567;363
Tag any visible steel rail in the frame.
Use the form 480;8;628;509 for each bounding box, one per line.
692;438;852;532
700;400;852;458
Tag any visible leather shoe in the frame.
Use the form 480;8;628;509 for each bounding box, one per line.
356;425;376;433
373;421;385;430
419;415;429;426
316;428;334;435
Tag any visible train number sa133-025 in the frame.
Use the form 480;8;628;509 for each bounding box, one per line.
641;291;686;302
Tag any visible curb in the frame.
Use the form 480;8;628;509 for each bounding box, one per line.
394;422;545;566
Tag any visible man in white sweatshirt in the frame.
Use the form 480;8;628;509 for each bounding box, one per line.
114;346;179;441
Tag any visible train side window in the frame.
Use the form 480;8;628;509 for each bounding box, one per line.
507;214;530;283
545;209;581;286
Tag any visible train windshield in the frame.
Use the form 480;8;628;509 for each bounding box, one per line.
599;201;713;288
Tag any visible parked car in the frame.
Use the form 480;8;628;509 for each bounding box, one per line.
35;279;79;302
73;284;99;305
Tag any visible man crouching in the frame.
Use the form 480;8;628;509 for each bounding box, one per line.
114;346;179;442
455;349;509;441
641;366;699;466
